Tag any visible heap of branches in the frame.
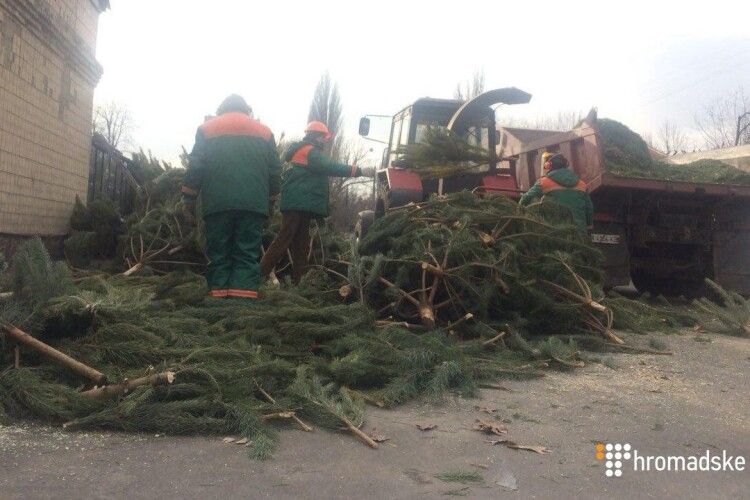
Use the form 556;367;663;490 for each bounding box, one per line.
121;169;205;276
596;118;750;185
346;192;622;342
0;239;568;459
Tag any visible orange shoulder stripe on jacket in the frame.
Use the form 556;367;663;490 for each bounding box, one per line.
290;144;315;166
200;112;272;141
226;289;258;299
539;176;561;193
539;176;587;193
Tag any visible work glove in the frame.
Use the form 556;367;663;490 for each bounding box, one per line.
358;166;376;177
181;197;196;229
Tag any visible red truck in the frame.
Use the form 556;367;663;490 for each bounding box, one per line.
358;89;750;295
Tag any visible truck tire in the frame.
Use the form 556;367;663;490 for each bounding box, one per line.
355;210;375;243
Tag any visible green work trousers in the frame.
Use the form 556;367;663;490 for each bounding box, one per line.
203;210;264;299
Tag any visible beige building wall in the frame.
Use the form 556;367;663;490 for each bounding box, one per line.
0;0;107;236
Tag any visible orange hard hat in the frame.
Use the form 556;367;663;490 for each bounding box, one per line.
305;121;333;141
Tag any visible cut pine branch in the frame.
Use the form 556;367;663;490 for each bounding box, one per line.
80;371;175;399
256;385;313;432
341;415;379;449
378;277;436;328
1;323;106;384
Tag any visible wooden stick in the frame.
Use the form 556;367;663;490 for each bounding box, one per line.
262;411;297;422
1;323;106;384
257;386;313;432
341;415;379;449
167;245;185;256
421;262;444;277
446;313;473;330
122;262;143;277
375;320;427;331
602;329;625;345
376;302;396;315
482;331;506;347
79;371;175;399
378;277;420;307
583;311;625;344
123;243;182;277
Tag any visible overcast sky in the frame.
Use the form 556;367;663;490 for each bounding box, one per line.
95;0;750;164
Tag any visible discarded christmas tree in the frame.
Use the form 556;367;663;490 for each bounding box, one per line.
350;191;613;340
396;126;494;180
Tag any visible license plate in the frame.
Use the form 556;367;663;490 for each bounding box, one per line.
591;234;621;245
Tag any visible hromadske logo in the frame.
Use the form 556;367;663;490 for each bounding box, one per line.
596;443;746;478
596;443;631;477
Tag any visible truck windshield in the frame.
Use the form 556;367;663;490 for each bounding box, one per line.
413;121;493;172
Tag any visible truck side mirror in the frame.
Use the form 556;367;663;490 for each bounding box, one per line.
359;117;371;136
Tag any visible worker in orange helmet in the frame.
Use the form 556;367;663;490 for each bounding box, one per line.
261;121;375;283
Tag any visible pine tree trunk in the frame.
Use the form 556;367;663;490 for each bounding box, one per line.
122;262;143;276
80;371;175;399
1;323;107;384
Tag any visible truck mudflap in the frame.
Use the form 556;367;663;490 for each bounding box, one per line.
713;204;750;295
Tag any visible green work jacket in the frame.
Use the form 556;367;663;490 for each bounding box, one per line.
519;168;594;231
279;141;361;217
182;112;281;217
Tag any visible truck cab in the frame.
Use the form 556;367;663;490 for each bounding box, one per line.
359;88;531;221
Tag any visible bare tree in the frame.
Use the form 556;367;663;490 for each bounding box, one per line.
454;69;486;101
93;100;134;149
657;120;688;155
307;73;370;231
329;139;375;231
694;87;750;149
308;72;344;161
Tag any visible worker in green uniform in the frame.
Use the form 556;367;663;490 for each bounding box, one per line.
181;94;281;299
260;121;375;284
519;152;594;232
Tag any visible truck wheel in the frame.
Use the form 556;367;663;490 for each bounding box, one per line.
355;210;375;243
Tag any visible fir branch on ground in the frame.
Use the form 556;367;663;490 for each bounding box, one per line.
434;470;484;484
0;242;556;459
0;195;720;462
693;279;750;337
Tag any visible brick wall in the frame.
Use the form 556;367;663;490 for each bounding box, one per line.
0;0;104;236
